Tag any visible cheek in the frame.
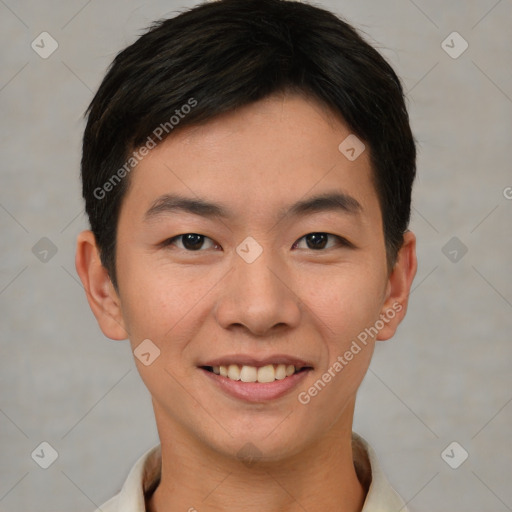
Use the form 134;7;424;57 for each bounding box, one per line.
303;266;386;342
118;273;203;403
295;276;381;421
118;257;218;360
117;260;177;342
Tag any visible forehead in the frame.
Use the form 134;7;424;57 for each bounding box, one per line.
120;93;381;228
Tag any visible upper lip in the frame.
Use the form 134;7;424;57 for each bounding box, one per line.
199;354;313;369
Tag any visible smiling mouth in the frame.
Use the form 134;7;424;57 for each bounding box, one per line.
201;364;311;383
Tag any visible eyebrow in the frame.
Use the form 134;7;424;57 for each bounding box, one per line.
144;191;362;223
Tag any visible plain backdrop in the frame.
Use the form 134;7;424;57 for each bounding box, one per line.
1;0;511;511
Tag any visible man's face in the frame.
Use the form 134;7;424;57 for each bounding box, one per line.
111;94;401;461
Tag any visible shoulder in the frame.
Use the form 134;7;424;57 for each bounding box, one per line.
352;432;409;512
94;444;161;512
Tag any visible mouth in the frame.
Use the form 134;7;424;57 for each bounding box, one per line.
198;358;314;402
200;363;311;383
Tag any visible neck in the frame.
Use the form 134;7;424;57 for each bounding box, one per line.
147;405;366;512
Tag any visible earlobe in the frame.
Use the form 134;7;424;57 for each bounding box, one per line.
377;230;417;341
75;230;128;341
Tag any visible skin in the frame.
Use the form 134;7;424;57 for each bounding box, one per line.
76;93;417;512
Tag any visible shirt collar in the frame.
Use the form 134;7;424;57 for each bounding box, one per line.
101;433;408;512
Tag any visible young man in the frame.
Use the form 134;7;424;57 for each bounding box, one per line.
75;0;417;510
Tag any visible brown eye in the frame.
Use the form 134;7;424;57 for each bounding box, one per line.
305;233;329;250
165;233;219;251
293;233;352;251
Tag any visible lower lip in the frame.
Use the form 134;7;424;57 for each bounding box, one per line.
200;368;312;403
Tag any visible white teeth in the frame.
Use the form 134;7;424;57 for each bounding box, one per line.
257;365;275;383
210;364;302;383
227;364;241;381
240;365;258;382
275;364;286;380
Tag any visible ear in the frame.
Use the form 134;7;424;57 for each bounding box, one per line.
376;230;417;341
75;230;128;340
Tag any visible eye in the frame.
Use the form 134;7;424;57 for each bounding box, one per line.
292;233;352;251
163;233;220;251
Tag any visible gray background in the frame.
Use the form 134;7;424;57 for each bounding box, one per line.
1;0;511;511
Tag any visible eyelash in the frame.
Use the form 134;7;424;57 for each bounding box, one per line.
161;233;353;252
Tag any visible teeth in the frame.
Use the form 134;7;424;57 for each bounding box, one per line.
211;363;302;383
227;364;241;381
257;364;275;383
240;365;258;383
275;364;286;380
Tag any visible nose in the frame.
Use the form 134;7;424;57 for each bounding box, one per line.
214;247;301;337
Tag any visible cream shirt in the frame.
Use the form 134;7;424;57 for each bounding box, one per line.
96;433;408;512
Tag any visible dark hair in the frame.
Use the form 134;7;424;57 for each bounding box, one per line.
81;0;416;291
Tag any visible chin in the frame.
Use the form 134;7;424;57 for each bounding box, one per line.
203;422;315;465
